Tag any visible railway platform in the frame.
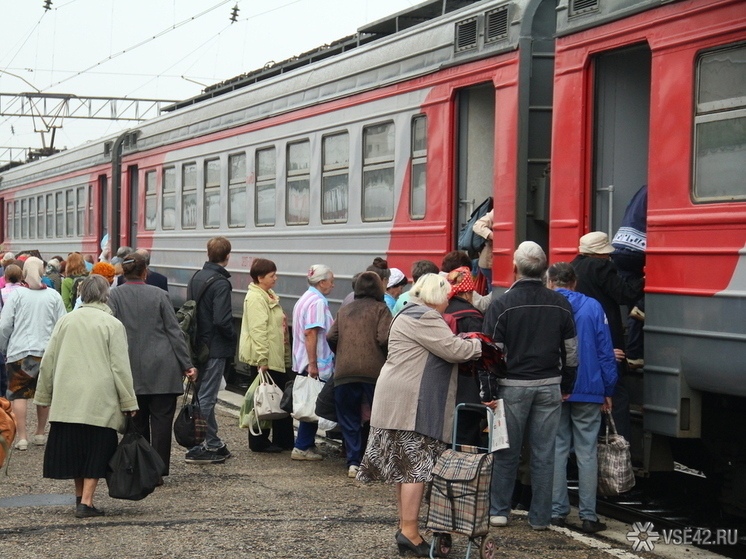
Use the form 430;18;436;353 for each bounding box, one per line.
0;391;733;559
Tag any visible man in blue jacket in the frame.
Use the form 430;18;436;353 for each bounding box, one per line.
547;262;617;533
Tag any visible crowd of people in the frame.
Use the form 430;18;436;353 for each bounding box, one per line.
0;226;643;549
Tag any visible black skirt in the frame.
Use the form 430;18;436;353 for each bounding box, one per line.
43;422;118;480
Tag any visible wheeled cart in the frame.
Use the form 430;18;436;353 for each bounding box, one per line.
425;403;498;559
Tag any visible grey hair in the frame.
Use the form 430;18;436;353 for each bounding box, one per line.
514;241;547;279
80;274;111;304
116;246;133;259
411;273;450;307
135;248;151;265
307;264;333;286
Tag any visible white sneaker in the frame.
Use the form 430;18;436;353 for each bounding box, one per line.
489;515;508;527
348;465;360;478
33;434;47;446
14;439;28;451
291;447;323;461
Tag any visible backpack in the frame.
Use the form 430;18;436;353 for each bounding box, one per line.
176;272;225;367
70;275;87;305
0;398;17;470
457;197;493;258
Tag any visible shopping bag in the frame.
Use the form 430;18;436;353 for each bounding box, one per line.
239;373;271;434
173;381;206;448
597;411;635;496
254;369;289;421
489;399;509;452
315;376;337;422
292;375;324;422
106;417;165;501
280;379;294;414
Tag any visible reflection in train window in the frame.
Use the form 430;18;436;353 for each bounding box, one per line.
14;200;20;239
256;147;276;227
56;192;64;237
38;195;45;238
228;153;246;228
66;190;75;237
411;115;427;220
5;202;11;240
322;132;349;224
144;171;157;231
286;140;310;225
29;197;36;239
182;163;197;229
77;187;85;236
46;193;53;238
162;167;176;230
86;187;93;237
21;198;28;239
363;122;395;221
204;159;221;229
694;44;746;201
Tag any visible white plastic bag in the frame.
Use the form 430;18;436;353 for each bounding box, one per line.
292;376;324;422
490;399;510;452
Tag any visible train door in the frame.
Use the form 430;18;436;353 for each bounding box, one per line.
127;165;139;249
97;174;108;251
456;83;495;239
592;45;651;233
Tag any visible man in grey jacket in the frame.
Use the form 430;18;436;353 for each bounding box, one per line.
482;241;578;530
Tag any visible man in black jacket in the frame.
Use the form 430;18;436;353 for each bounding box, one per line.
482;241;578;530
185;237;236;464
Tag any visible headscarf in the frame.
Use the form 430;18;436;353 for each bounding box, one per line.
446;266;475;299
23;257;45;290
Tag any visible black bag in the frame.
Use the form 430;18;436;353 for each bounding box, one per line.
176;272;226;366
106;417;165;501
457;197;493;257
315;376;337;422
173;381;206;448
280;379;294;415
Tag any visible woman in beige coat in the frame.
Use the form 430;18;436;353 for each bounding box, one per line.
358;274;481;557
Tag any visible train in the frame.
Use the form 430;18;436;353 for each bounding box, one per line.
1;0;745;513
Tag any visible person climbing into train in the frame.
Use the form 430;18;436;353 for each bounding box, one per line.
547;262;617;534
571;231;643;444
472;208;494;293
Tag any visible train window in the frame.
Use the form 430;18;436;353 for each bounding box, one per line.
66;190;75;237
37;195;44;238
21;199;28;239
29;197;36;239
87;186;93;237
144;171;157;231
411;115;427;220
322;133;349;224
693;44;746;201
5;202;11;240
182;163;197;229
362;122;395;221
204;159;221;229
255;147;276;227
14;200;20;240
228;153;246;228
162;167;176;230
77;187;85;236
55;192;63;237
286;140;310;226
46;193;53;238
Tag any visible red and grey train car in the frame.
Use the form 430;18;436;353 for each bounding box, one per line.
0;0;745;510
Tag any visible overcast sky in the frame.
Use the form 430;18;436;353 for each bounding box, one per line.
0;0;417;156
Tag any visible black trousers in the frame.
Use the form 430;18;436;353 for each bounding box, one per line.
133;393;178;476
247;367;294;451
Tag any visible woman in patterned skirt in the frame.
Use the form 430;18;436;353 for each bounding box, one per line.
358;273;481;557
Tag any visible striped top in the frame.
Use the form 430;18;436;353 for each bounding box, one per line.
292;286;334;381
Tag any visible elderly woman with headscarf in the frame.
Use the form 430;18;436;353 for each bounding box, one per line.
0;257;66;450
107;253;196;476
384;268;408;314
35;275;138;518
358;273;482;557
42;258;62;292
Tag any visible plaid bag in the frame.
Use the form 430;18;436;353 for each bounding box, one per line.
597;411;635;496
426;448;494;538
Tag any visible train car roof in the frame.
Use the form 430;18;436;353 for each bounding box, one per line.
556;0;685;37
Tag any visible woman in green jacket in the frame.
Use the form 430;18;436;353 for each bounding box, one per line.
35;275;138;518
238;258;293;453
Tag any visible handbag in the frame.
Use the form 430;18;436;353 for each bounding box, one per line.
173;381;206;448
292;375;324;422
239;373;271;435
280;379;294;415
106;417;166;501
254;369;289;421
315;376;337;422
597;410;636;496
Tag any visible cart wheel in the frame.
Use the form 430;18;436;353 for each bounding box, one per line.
433;533;452;557
480;534;497;559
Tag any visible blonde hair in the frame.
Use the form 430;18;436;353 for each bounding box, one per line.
411;273;450;306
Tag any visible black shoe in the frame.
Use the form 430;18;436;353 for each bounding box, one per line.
581;519;607;533
253;444;283;453
551;517;566;527
75;504;104;518
185;448;226;464
395;532;430;557
213;444;232;458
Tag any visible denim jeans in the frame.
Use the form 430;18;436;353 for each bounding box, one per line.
490;384;562;528
194;357;225;451
552;401;602;521
334;382;375;466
